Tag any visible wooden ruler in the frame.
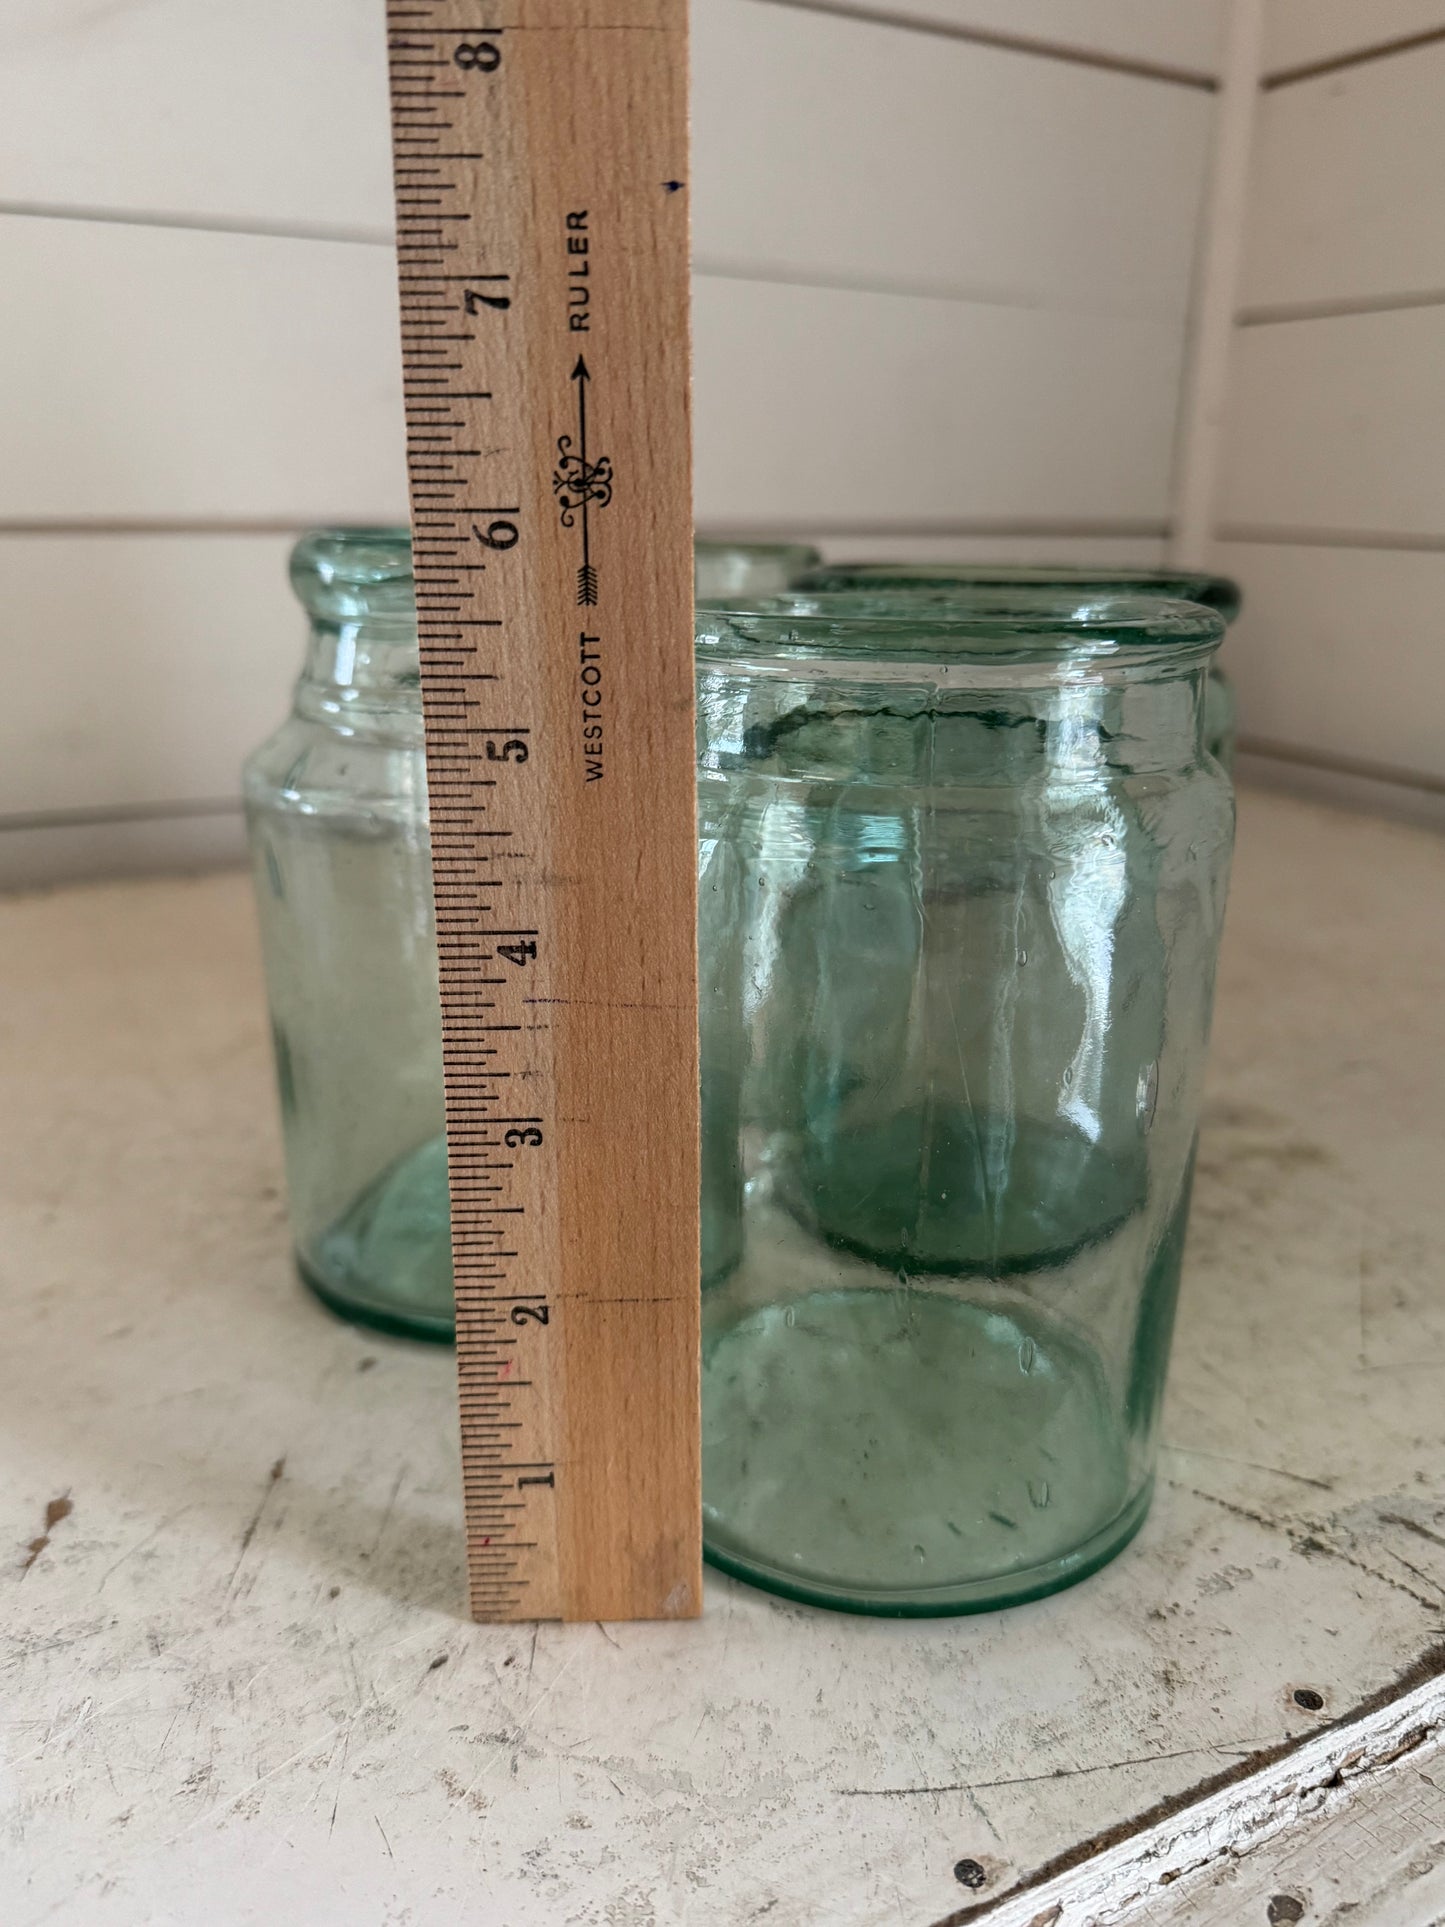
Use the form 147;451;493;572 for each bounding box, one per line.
385;0;700;1623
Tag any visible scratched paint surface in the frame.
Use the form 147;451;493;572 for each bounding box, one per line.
1;789;1443;1926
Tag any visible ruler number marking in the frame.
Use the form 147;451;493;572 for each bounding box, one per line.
464;284;512;315
453;40;502;72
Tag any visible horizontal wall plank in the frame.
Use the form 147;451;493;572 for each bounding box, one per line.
0;218;409;523
775;0;1224;74
1212;542;1445;781
0;3;1211;322
693;277;1181;525
0;0;396;236
692;3;1210;319
0;536;299;818
1266;1;1445;78
0;814;246;894
1219;307;1445;538
0;216;1183;529
1244;40;1445;311
1235;748;1445;832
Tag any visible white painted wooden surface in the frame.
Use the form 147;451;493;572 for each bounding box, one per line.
1167;0;1265;565
0;536;296;818
981;1673;1445;1925
4;789;1444;1924
0;0;1223;229
690;4;1212;318
692;280;1183;527
0;219;1183;528
1220;307;1445;540
0;218;408;524
0;2;1214;320
0;0;395;234
781;0;1224;75
1213;543;1445;781
0;813;250;896
1207;5;1445;803
1244;38;1445;314
0;0;1224;876
1265;0;1445;77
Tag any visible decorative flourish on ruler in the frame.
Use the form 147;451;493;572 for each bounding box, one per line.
552;356;613;605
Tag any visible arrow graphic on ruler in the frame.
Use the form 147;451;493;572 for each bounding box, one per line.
553;355;613;606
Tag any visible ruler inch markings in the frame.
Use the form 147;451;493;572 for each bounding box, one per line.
386;0;699;1626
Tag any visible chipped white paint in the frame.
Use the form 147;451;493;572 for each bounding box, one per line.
976;1669;1445;1925
1;788;1444;1925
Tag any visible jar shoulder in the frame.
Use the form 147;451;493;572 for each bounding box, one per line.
243;713;430;823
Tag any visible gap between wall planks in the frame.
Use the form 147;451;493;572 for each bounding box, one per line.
1168;0;1265;566
385;0;700;1625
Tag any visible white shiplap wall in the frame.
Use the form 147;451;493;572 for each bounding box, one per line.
0;0;1224;883
1213;2;1445;815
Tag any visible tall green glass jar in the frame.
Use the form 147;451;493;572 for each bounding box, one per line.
243;530;812;1340
243;531;453;1338
797;562;1241;769
696;590;1233;1613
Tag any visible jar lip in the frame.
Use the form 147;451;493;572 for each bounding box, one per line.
694;537;821;563
698;591;1225;665
290;527;414;615
791;562;1241;621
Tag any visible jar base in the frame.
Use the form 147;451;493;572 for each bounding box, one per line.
703;1472;1152;1617
297;1133;457;1343
297;1252;456;1345
701;1285;1148;1616
788;1106;1147;1276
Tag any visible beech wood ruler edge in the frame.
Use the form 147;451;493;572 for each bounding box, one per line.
384;0;700;1623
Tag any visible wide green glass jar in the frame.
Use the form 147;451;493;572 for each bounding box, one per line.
798;562;1241;769
696;590;1233;1612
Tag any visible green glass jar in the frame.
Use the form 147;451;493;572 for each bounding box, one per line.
243;530;808;1338
797;563;1241;770
696;590;1233;1613
244;531;453;1339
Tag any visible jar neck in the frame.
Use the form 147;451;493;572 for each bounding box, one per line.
294;616;423;733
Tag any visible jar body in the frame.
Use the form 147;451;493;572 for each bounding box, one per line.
695;600;1233;1612
1203;664;1237;772
243;534;452;1339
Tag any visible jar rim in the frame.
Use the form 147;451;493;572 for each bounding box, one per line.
694;537;821;562
290;525;411;587
793;562;1241;621
698;591;1224;667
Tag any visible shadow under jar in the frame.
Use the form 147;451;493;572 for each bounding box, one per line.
797;562;1241;770
696;590;1234;1614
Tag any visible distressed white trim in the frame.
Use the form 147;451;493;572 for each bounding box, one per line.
961;1665;1445;1925
1169;0;1266;565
